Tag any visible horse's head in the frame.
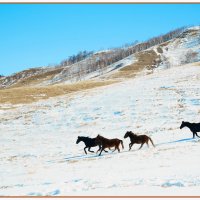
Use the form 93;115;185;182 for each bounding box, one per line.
124;131;132;138
180;121;186;129
76;136;81;144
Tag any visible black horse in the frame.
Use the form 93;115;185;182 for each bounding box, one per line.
180;121;200;138
124;131;155;150
76;136;108;154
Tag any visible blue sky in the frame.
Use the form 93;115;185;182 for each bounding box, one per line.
0;4;200;76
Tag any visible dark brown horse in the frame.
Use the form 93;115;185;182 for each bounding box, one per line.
180;121;200;138
124;131;155;150
95;134;124;156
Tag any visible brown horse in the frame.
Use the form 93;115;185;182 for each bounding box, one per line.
124;131;155;150
95;134;124;156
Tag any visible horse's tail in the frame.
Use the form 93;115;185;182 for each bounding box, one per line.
149;137;155;147
120;140;124;149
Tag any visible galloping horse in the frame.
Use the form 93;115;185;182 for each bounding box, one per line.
95;134;124;156
76;136;108;154
180;121;200;138
124;131;155;150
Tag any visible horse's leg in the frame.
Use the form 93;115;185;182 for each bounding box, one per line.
96;145;101;153
193;132;195;138
195;132;200;138
88;147;94;153
99;147;104;156
129;143;133;151
97;145;108;153
138;143;144;150
117;144;120;153
146;140;149;148
112;147;117;152
84;147;87;154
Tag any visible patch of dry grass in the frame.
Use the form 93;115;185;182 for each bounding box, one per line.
0;80;117;105
159;41;171;47
194;62;200;67
109;50;161;79
11;68;64;88
0;49;163;105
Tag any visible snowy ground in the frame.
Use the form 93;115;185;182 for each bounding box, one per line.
1;62;200;196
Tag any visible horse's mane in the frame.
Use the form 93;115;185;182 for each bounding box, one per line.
128;131;135;136
97;134;105;138
97;135;109;141
79;136;90;139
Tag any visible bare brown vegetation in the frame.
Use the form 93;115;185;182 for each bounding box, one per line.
159;41;171;47
0;80;117;104
195;62;200;66
0;49;161;104
109;50;161;79
11;68;64;88
178;28;199;38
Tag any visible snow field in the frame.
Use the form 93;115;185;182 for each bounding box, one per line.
1;62;200;195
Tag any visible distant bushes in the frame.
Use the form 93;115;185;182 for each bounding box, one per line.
59;27;186;70
56;27;187;81
59;50;94;67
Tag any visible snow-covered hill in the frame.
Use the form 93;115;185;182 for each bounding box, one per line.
1;26;200;89
1;61;200;196
155;26;200;69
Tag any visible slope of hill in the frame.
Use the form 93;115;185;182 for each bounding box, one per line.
1;26;196;90
1;61;200;195
1;25;200;196
1;26;200;106
156;26;200;69
0;67;65;89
